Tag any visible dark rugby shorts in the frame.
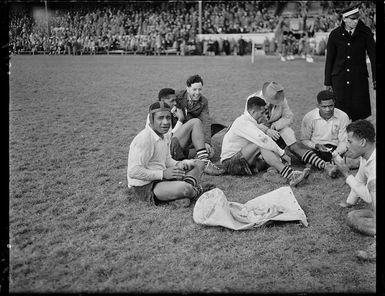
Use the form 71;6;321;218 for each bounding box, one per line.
222;151;252;176
131;181;162;205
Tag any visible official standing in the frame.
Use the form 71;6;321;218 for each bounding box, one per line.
324;4;376;122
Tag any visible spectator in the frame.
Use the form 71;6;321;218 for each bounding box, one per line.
9;1;376;56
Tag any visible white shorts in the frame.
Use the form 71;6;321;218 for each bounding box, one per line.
278;126;297;146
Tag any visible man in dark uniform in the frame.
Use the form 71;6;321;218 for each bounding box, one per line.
324;4;376;122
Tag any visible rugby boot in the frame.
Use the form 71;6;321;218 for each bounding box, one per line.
203;160;225;175
288;167;310;187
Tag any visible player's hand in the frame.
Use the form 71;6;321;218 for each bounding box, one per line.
334;160;349;178
281;154;291;165
324;85;333;92
163;166;186;180
176;159;195;170
339;201;354;208
205;143;214;158
315;143;331;152
267;128;281;141
174;107;185;122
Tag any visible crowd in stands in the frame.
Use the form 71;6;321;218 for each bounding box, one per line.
312;2;375;32
9;1;376;56
201;2;280;34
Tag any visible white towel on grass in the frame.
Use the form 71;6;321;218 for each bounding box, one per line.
193;186;308;230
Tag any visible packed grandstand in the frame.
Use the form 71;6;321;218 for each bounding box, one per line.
9;1;376;56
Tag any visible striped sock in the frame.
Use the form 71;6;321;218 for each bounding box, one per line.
280;165;293;179
183;175;197;187
196;148;209;160
302;150;325;169
191;184;203;199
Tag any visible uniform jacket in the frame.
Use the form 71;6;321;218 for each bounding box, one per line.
175;89;212;144
324;20;376;120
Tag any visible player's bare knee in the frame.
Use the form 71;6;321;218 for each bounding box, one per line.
260;148;274;159
181;183;195;198
190;118;202;126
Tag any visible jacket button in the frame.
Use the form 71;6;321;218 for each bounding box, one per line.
347;43;350;46
347;69;350;72
347;81;350;84
347;56;350;59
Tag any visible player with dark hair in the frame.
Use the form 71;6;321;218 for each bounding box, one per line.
128;101;214;208
220;95;310;187
175;74;225;159
334;119;376;261
301;90;350;163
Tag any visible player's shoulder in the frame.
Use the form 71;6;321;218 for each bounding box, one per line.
302;108;318;120
200;95;209;105
133;127;152;143
334;108;349;119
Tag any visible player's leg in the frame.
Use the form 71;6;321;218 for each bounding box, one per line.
153;159;209;201
240;143;261;165
153;180;196;201
280;126;328;170
346;209;376;236
173;119;224;175
289;141;326;169
260;148;309;186
173;118;208;160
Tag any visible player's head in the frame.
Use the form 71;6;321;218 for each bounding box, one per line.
158;88;176;107
316;90;336;120
186;74;203;101
247;96;267;123
345;120;375;159
148;101;172;136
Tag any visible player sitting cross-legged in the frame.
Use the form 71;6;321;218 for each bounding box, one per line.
300;90;352;177
128;101;215;208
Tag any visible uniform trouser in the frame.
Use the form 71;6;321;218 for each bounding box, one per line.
332;73;371;121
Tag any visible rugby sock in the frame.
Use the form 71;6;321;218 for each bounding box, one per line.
302;150;325;169
196;148;209;160
183;175;198;187
280;165;293;179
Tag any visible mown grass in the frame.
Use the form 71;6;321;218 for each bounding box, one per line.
9;54;375;293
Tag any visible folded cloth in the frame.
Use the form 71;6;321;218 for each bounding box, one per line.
193;186;308;230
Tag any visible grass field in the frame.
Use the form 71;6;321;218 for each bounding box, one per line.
9;54;376;293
